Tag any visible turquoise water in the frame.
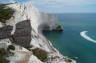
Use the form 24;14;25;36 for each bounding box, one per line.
43;13;96;63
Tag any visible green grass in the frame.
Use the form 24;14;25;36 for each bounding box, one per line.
0;4;14;23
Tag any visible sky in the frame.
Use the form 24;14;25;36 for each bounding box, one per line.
0;0;96;13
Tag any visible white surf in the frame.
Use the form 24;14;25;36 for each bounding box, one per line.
80;31;96;43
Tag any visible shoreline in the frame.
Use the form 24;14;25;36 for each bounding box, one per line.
39;28;76;63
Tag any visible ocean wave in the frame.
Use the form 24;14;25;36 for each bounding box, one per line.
80;31;96;43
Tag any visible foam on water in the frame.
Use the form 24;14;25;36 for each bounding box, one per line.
80;31;96;43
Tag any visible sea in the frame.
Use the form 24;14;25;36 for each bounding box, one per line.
43;13;96;63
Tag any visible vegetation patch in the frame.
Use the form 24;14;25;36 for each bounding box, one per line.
0;45;15;63
53;24;63;31
7;45;15;51
64;58;72;62
0;4;14;23
0;48;9;63
32;48;48;62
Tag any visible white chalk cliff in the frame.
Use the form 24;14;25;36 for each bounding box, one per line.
0;2;76;63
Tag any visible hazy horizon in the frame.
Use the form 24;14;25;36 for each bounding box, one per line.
0;0;96;13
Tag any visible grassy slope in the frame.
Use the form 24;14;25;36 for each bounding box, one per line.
0;4;14;23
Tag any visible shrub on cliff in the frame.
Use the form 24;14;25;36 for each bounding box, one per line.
0;45;15;63
7;45;15;51
0;48;9;63
0;4;14;23
32;48;47;62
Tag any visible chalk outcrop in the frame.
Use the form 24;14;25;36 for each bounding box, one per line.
0;2;76;63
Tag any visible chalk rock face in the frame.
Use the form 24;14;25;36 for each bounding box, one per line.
10;20;32;48
0;25;13;39
5;2;60;52
0;2;76;63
